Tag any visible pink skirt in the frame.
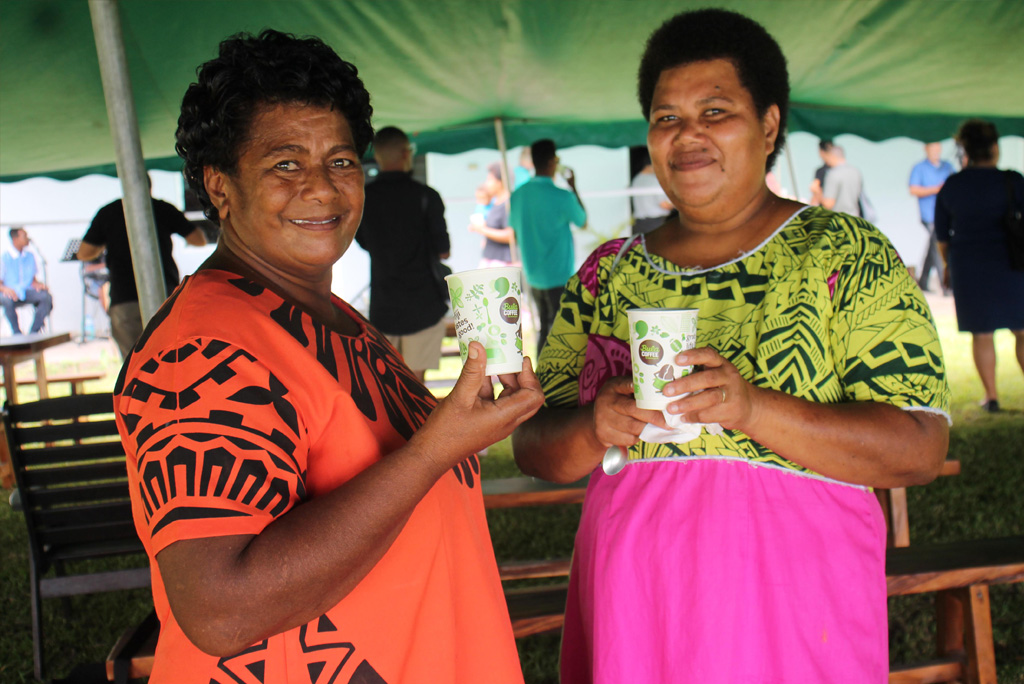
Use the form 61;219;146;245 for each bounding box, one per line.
560;458;889;684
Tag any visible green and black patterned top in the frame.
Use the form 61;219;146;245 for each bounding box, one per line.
538;206;951;475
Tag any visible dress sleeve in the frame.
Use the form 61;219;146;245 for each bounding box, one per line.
536;249;605;409
118;337;307;555
827;219;950;414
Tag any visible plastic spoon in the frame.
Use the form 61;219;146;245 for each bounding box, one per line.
602;445;627;476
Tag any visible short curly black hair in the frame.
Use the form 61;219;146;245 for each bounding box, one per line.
637;8;790;172
175;29;374;223
955;119;999;164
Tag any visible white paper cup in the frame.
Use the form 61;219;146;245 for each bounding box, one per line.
627;308;699;410
445;267;524;375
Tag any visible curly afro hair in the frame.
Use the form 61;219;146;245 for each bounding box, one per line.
637;9;790;172
955;119;999;164
175;29;374;223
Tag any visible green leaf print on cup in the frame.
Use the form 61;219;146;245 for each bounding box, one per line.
634;320;648;338
494;277;510;297
448;277;464;308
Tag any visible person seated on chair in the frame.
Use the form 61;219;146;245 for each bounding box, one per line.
1;227;52;335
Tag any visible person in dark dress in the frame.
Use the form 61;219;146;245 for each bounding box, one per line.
935;119;1024;412
468;163;514;267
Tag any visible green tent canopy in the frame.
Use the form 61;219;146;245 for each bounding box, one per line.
1;0;1022;182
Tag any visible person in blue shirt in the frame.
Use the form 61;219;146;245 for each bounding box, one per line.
1;227;52;335
909;142;955;293
509;139;587;354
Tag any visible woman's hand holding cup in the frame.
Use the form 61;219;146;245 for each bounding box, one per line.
661;346;762;431
415;342;544;470
592;376;669;449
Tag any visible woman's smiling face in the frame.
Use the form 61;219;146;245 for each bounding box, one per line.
646;58;779;221
205;102;365;287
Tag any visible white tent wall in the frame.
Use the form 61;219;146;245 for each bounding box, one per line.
2;136;1022;339
0;171;214;339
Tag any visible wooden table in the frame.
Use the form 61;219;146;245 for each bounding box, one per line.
0;332;72;404
0;331;72;487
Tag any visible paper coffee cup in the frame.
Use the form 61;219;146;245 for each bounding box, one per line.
627;308;699;410
445;267;524;375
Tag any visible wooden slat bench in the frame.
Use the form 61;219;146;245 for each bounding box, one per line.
878;459;961;548
4;392;150;683
14;369;105;396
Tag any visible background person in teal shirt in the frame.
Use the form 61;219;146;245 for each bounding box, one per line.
509;139;587;353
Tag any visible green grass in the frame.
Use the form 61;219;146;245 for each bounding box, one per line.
1;308;1022;682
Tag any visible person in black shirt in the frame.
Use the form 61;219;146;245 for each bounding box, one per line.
77;178;207;357
356;126;451;383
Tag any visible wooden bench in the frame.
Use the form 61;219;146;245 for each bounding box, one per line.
4;392;150;683
878;459;961;548
14;369;106;396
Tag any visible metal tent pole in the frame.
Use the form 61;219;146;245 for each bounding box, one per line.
88;0;167;324
494;117;535;355
493;118;521;264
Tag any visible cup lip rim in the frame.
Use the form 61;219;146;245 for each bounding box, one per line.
626;307;699;314
444;266;521;281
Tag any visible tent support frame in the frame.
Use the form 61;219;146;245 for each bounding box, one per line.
88;0;167;325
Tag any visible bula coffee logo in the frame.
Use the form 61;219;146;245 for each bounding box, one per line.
500;297;520;324
638;339;664;365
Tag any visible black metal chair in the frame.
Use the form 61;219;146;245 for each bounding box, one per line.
3;392;150;682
